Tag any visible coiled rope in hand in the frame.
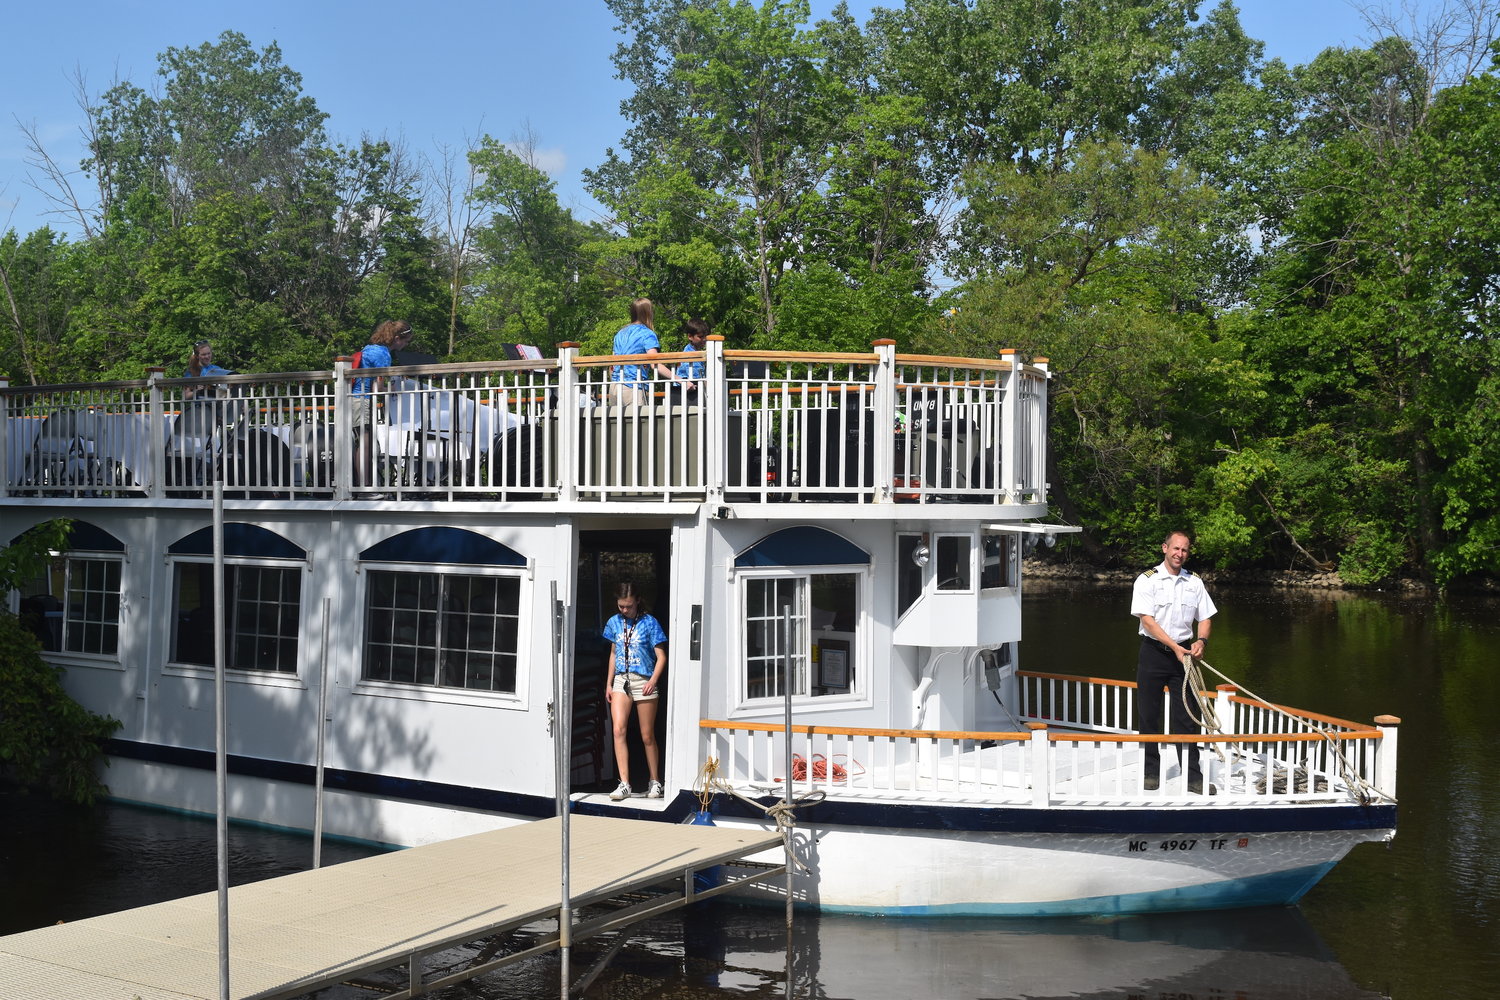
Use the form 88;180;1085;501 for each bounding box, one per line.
1179;653;1381;804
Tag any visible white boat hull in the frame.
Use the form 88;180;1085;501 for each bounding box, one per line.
719;817;1388;916
101;754;1393;917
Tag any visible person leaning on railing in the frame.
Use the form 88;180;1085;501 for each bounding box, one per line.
351;320;412;492
183;339;233;400
609;297;660;406
656;317;708;402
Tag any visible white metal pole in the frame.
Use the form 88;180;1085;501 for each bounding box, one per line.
554;584;572;1000
781;604;794;933
212;483;230;1000
313;596;331;868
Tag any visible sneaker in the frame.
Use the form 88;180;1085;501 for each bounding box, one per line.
1188;776;1216;795
1143;774;1160;791
647;780;664;799
609;781;632;801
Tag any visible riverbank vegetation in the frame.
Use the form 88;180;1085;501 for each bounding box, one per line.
3;2;1498;588
0;521;121;803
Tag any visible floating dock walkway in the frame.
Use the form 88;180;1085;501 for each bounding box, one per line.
0;814;784;1000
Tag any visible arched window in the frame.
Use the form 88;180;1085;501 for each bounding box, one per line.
733;527;868;706
11;521;124;658
168;525;305;673
360;527;525;694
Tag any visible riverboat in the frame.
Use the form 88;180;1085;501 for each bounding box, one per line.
0;339;1397;916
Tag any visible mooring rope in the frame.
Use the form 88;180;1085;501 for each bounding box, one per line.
1179;653;1383;804
692;756;822;872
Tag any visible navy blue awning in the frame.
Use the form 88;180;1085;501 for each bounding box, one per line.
734;526;868;567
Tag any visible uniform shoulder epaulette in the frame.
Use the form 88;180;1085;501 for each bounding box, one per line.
1183;568;1195;577
1143;568;1158;578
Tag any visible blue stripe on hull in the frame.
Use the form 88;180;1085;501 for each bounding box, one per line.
817;863;1339;918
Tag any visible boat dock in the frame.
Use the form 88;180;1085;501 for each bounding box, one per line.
0;814;785;1000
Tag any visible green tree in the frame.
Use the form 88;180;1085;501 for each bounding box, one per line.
0;520;121;804
1248;43;1500;586
591;0;937;346
464;137;611;358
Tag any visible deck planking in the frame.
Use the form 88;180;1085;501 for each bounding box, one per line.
0;814;784;1000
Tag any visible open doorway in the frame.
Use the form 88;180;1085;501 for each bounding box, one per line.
571;528;672;795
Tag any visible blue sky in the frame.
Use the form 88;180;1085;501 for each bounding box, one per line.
0;1;1445;238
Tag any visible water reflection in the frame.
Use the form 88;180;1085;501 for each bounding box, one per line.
661;903;1386;1000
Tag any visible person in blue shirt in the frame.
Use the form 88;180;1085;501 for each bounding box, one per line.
603;581;668;800
657;317;708;400
609;298;661;405
351;320;411;491
183;340;233;400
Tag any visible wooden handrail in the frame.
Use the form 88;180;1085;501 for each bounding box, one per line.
894;354;1017;371
700;719;1028;741
721;349;882;364
1017;669;1379;732
698;719;1383;744
1018;669;1134;687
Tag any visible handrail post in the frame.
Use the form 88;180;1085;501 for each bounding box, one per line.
0;376;10;498
146;368;166;500
999;349;1019;503
1214;684;1237;734
333;358;352;500
1374;715;1400;798
1031;356;1051;503
872;340;896;503
556;343;580;503
1027;722;1050;806
705;335;726;504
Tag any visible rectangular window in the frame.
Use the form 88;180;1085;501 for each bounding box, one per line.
981;534;1017;590
935;534;972;592
23;555;121;656
363;570;520;693
742;571;859;703
896;534;925;617
173;562;302;672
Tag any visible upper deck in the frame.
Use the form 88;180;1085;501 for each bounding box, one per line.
0;339;1049;516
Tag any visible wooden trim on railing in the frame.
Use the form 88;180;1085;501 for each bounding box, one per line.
1049;730;1383;744
699;719;1029;741
722;349;882;364
1219;695;1379;731
1018;669;1133;688
1018;669;1379;732
893;354;1016;371
699;718;1384;744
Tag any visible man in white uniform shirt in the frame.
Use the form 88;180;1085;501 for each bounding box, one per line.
1130;530;1217;793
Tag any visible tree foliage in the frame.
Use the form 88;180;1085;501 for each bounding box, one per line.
5;6;1500;587
0;520;121;804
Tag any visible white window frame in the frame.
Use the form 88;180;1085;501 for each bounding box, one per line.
25;550;125;665
165;554;306;685
354;561;529;707
731;565;870;716
981;533;1018;591
933;532;977;594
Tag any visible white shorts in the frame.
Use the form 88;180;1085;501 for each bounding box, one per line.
611;672;658;701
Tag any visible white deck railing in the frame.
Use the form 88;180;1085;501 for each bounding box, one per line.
0;340;1049;506
700;671;1398;807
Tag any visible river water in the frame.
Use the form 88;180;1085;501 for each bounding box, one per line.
2;583;1496;998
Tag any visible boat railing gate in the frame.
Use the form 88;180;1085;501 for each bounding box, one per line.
0;340;1050;506
699;672;1397;806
